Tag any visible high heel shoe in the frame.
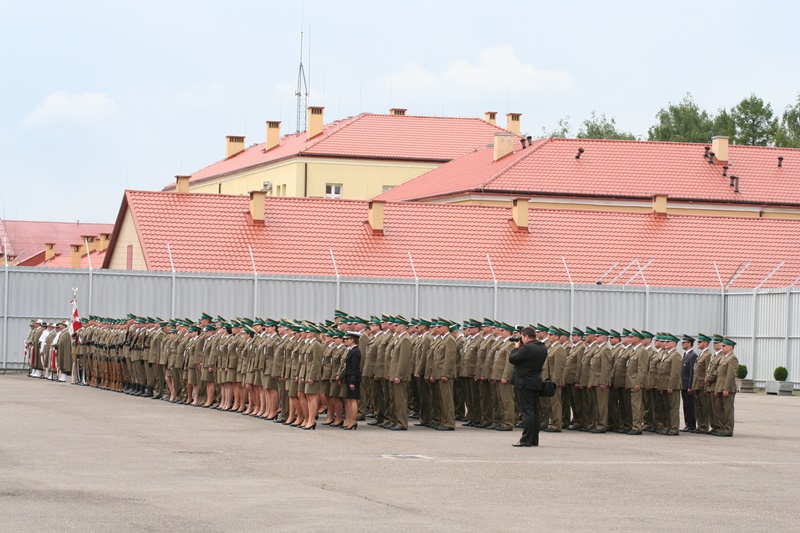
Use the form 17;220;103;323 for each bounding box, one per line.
342;422;358;430
331;421;344;428
321;420;333;426
302;423;316;430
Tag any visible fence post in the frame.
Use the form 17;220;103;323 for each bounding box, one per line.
248;246;257;317
561;257;574;329
84;238;93;316
329;249;340;311
487;255;497;318
408;252;419;318
167;244;176;318
2;245;8;372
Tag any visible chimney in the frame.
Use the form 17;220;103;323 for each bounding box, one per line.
249;190;266;224
225;135;245;158
70;244;82;268
307;106;324;138
390;108;407;116
506;113;521;135
711;136;729;162
175;175;190;194
653;194;668;214
493;132;515;161
45;243;56;262
81;235;97;253
266;121;281;151
485;111;497;126
98;233;111;252
367;200;384;234
511;198;530;231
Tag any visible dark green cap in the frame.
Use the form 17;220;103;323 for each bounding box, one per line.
641;330;654;339
697;333;711;342
571;327;584;337
200;312;212;321
534;323;548;332
595;328;609;336
722;337;736;346
712;334;724;343
548;326;560;335
203;325;215;332
585;327;596;335
609;329;621;339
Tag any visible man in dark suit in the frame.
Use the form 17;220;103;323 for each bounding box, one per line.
680;335;697;432
509;326;548;447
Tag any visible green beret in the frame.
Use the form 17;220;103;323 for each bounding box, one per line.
722;337;736;346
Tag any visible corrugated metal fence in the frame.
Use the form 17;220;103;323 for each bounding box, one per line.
1;265;797;383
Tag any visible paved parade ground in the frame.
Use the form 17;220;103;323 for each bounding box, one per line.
1;374;798;532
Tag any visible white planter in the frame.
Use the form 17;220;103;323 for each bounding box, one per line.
766;381;795;395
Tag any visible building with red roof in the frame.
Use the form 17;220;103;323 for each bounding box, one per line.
0;219;113;267
102;189;800;289
374;136;800;219
164;108;519;201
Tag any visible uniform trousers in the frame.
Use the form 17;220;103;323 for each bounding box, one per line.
594;387;609;431
652;390;666;430
666;390;680;433
416;376;432;424
372;378;387;423
712;393;725;433
145;361;154;388
721;393;735;435
621;388;632;431
467;379;481;424
382;379;394;425
497;382;515;430
630;388;644;432
479;380;493;425
643;388;653;429
391;381;409;430
153;364;165;398
584;386;596;429
437;379;455;429
608;388;620;430
539;396;550;429
454;378;466;419
459;377;473;421
430;379;442;425
567;385;583;428
681;389;696;429
546;386;562;429
696;390;711;432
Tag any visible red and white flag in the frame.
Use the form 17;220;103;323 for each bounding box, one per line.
70;291;81;336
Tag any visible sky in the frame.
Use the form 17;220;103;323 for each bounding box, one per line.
1;0;799;224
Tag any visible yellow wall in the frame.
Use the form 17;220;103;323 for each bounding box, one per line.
188;157;437;200
108;208;147;271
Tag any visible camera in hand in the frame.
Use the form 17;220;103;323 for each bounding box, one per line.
509;336;521;343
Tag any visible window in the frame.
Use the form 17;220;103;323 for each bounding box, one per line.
382;185;395;193
325;183;342;199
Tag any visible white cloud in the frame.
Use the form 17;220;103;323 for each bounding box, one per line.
22;90;120;127
385;44;574;103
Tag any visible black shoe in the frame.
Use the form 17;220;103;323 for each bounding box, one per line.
627;430;642;435
342;423;358;430
461;422;473;427
143;388;154;398
477;423;489;428
389;425;406;431
367;420;380;426
680;427;693;432
666;431;679;436
495;426;512;432
486;425;497;430
413;422;427;427
301;423;316;430
589;429;606;434
435;426;454;431
514;423;524;428
512;442;534;447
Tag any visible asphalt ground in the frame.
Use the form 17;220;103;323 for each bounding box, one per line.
1;374;798;532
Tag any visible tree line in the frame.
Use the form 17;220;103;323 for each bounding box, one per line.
539;93;800;147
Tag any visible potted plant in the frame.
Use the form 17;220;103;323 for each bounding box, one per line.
736;365;754;393
766;366;793;395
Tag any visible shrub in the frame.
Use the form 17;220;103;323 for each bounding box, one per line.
774;366;789;382
736;365;748;379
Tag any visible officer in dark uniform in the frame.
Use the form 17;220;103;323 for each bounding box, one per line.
680;335;697;432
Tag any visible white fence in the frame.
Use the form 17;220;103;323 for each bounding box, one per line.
1;265;797;383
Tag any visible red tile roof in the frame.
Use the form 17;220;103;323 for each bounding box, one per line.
168;113;510;188
0;219;113;259
104;190;800;289
42;249;107;269
374;137;800;206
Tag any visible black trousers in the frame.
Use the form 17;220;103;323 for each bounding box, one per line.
681;389;696;429
516;388;541;445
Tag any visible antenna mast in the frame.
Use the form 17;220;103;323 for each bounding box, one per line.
295;31;308;134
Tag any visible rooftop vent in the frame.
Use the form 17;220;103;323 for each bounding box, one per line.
703;146;710;159
708;151;715;164
722;165;728;177
575;147;585;159
390;108;407;116
778;156;784;168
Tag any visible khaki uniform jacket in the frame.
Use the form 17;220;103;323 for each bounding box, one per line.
305;339;323;382
704;351;724;392
715;352;739;393
612;345;631;388
588;343;612;387
691;348;712;390
625;345;648;389
414;333;432;377
432;334;456;380
579;342;597;387
646;348;661;389
388;333;412;382
271;334;289;378
563;341;581;385
459;334;479;378
362;334;378;378
656;349;682;391
543;342;566;386
424;336;441;380
474;334;494;380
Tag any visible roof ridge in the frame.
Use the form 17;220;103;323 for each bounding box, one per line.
477;137;553;190
300;114;366;152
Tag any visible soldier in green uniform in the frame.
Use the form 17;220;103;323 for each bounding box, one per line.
691;334;713;434
587;328;612;433
625;330;647;434
712;337;738;437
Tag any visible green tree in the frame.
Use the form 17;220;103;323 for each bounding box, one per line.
731;93;778;146
711;107;736;139
539;117;571;139
775;94;800;148
577;111;636;140
648;93;714;143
